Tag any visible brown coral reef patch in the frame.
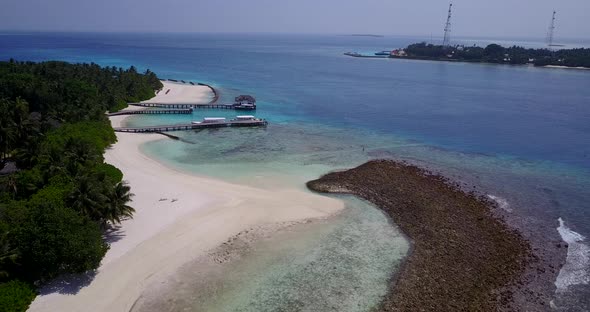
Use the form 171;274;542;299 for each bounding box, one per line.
307;160;536;311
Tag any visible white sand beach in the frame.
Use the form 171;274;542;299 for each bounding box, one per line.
28;82;343;312
147;81;213;104
544;65;590;70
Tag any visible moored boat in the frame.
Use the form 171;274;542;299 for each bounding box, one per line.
192;117;226;124
190;116;267;127
230;115;268;126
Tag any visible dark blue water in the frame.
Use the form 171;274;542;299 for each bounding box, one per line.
2;32;590;308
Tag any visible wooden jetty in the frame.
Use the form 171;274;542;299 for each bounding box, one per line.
107;109;193;116
127;102;256;110
127;93;255;110
114;119;268;133
127;103;255;110
344;52;388;58
129;92;254;110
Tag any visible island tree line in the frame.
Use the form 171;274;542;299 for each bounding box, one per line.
400;42;590;67
0;60;162;311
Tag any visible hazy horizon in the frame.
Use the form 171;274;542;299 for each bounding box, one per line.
2;0;589;40
1;30;589;42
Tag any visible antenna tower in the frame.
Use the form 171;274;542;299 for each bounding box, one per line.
443;3;453;47
546;11;556;48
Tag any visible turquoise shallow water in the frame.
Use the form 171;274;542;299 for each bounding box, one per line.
133;197;409;312
2;32;590;309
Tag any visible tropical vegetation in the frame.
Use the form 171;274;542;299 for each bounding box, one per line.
0;60;162;311
0;280;36;312
399;42;590;68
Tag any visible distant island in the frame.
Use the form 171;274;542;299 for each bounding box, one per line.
345;42;590;69
348;34;384;38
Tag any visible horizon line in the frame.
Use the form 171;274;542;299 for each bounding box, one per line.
0;29;588;42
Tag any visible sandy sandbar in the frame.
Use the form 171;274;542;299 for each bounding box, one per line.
28;81;343;312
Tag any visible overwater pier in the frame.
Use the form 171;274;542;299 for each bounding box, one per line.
127;102;255;110
112;81;265;133
114;119;268;133
108;108;193;116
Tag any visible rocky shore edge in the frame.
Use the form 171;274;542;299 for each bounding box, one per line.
306;160;542;311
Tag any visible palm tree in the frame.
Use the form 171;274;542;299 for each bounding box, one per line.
105;182;135;224
13;111;42;169
37;147;67;179
1;175;18;199
63;138;99;176
12;98;30;142
13;139;39;169
0;225;19;281
0;99;17;166
68;175;108;223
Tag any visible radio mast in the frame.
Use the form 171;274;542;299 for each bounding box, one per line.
443;3;453;47
546;11;556;48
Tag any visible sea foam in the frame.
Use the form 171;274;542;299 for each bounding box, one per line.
555;218;590;292
486;194;512;212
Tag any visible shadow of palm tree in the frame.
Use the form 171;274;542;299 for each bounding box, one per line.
103;224;125;244
37;270;98;295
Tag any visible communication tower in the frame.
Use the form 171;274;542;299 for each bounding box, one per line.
443;3;453;47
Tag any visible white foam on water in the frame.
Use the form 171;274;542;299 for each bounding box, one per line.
486;194;512;212
555;217;590;292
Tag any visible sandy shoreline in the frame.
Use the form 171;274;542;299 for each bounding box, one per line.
544;65;590;70
28;82;344;312
149;80;213;104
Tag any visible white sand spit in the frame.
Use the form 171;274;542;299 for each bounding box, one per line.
145;81;212;104
28;82;343;312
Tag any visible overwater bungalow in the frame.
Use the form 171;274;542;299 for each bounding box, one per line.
234;95;257;110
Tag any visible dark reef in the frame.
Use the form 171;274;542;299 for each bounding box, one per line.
307;160;547;311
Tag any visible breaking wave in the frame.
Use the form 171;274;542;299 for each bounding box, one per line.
486;194;511;212
555;218;590;292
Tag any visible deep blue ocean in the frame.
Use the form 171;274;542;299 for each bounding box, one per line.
1;32;589;310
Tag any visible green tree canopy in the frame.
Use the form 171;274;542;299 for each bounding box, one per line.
0;61;158;307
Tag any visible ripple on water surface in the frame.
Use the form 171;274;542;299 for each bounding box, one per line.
132;197;409;312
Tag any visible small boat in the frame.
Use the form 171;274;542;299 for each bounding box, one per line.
344;52;362;57
233;95;257;110
235;115;256;120
191;116;268;127
192;117;226;124
230;116;268;126
234;103;256;110
375;51;391;56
